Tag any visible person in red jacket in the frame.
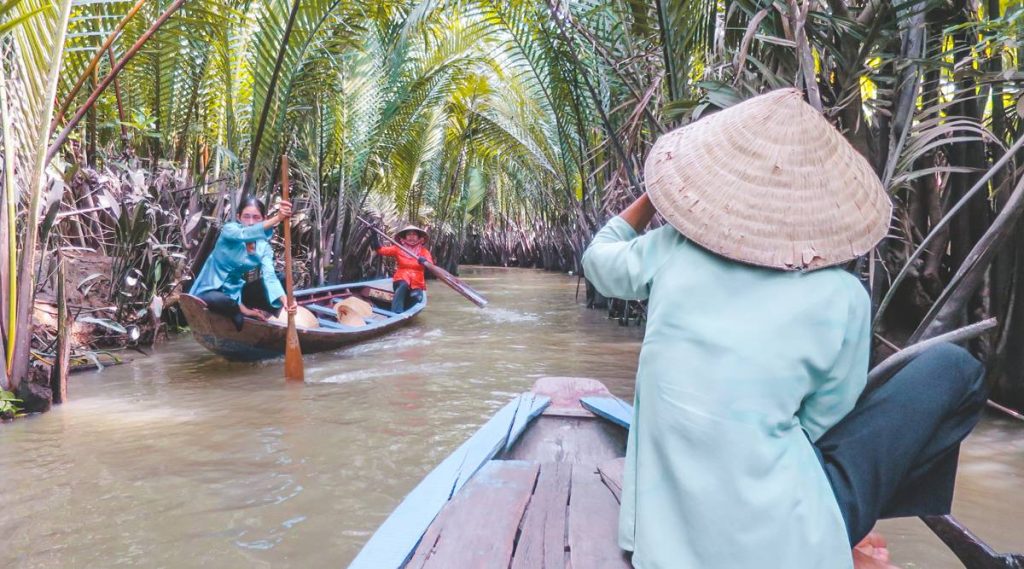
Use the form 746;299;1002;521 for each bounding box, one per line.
372;224;433;313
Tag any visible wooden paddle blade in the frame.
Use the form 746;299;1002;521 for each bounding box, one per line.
424;262;488;308
284;314;304;381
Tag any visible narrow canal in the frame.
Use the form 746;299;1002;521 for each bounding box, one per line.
1;267;1020;567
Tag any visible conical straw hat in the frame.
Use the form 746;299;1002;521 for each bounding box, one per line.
268;305;320;329
337;296;374;319
644;88;892;270
334;304;367;327
334;296;374;326
395;225;428;241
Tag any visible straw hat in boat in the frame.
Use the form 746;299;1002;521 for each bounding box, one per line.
268;305;319;329
643;88;892;271
395;224;428;241
334;296;374;327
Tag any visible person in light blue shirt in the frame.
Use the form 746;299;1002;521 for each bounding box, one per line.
190;196;297;330
582;89;987;569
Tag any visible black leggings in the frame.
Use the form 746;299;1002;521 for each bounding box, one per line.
198;279;278;331
813;342;988;545
392;280;423;313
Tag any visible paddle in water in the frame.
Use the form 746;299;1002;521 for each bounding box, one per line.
281;155;304;381
357;215;488;308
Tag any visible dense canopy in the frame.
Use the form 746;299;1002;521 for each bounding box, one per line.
3;0;1024;409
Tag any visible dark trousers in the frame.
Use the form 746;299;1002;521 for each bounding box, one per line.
198;279;278;331
392;280;423;313
814;343;988;545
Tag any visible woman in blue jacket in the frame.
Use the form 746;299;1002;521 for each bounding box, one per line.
190;196;297;330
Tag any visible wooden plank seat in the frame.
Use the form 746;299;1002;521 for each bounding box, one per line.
407;460;630;568
408;460;540;568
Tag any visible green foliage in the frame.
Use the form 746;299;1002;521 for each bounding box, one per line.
0;388;22;418
2;0;1022;406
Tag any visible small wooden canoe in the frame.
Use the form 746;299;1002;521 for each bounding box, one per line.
179;278;426;361
349;377;635;568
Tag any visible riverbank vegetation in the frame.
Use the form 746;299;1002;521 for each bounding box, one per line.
3;0;1024;414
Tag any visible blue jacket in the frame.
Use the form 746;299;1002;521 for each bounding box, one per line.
189;222;285;308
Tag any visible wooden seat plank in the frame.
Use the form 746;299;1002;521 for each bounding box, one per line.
408;460;540;569
568;466;631;568
505;416;626;466
348;393;549;569
372;306;399;317
532;376;612;418
510;462;572;569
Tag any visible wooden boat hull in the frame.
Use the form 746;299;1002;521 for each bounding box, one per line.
179;278;426;361
350;377;634;568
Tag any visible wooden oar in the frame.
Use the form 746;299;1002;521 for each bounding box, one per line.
357;215;488;308
281;155;304;382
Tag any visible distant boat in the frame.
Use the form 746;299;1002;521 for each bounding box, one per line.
349;376;634;568
178;278;426;361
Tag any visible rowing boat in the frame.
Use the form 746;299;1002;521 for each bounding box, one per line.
349;376;634;568
178;278;426;361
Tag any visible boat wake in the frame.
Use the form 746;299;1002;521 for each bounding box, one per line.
479;307;539;323
313;361;469;385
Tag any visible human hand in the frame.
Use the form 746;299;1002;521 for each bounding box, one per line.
239;303;268;321
277;199;293;220
417;256;428;266
286;299;298;315
852;532;897;569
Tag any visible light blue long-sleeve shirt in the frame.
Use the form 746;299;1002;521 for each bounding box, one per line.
189;222;285;308
582;216;870;569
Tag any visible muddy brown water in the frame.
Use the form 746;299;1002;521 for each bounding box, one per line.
1;267;1020;568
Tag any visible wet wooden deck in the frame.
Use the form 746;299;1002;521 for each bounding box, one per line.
406;457;629;568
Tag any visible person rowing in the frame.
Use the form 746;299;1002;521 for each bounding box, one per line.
189;196;298;330
371;224;434;313
582;89;986;569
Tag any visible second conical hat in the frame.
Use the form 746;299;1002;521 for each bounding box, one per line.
337;296;374;319
394;225;428;240
644;88;892;270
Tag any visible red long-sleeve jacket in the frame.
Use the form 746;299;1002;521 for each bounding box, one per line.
377;245;433;290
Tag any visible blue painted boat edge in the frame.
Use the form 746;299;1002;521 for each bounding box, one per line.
347;392;550;569
294;277;395;297
580;396;634;429
503;392;549;453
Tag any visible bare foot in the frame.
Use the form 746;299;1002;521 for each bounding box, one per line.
853;532;898;569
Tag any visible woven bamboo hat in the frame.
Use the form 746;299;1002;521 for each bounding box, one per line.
644;88;892;270
338;296;374;318
395;225;428;241
334;296;374;327
333;294;374;327
268;305;320;329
